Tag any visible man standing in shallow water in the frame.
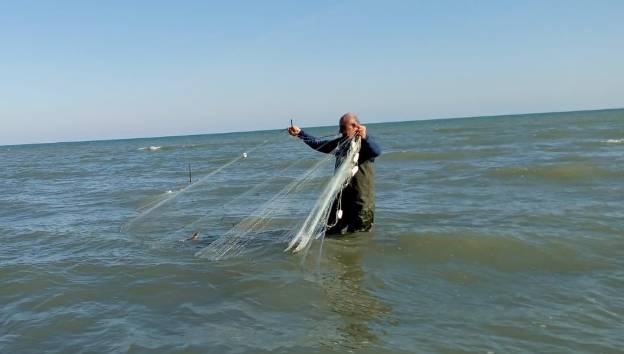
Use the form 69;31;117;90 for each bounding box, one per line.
287;112;382;235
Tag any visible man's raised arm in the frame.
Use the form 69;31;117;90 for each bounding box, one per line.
288;125;339;154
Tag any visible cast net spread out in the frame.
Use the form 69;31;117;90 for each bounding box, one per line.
122;133;362;260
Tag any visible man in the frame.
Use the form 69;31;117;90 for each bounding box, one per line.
287;112;382;235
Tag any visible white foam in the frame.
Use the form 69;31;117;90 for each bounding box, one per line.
604;139;624;144
137;146;162;151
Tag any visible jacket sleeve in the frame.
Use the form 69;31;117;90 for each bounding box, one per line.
360;135;382;159
298;130;339;154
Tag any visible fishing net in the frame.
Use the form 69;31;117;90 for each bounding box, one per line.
123;132;362;260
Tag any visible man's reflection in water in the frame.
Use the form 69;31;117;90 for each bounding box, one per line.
319;233;392;350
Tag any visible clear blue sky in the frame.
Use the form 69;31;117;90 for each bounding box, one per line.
1;0;622;145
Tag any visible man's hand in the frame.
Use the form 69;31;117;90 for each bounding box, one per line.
287;125;301;136
355;123;367;139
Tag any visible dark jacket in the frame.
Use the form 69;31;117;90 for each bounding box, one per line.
298;130;381;234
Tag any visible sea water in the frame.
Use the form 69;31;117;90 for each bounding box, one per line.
1;109;623;353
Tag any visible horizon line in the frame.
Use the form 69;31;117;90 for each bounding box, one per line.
3;106;622;148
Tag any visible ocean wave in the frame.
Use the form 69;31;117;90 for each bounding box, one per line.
380;149;500;161
534;129;572;139
486;163;623;181
137;146;162;151
388;231;606;273
433;126;465;133
603;138;624;144
136;142;222;151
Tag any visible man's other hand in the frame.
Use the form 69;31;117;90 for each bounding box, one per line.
355;124;367;139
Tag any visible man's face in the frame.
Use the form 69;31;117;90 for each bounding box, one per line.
339;117;357;138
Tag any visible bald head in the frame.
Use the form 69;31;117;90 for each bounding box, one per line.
339;112;359;125
339;112;360;137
